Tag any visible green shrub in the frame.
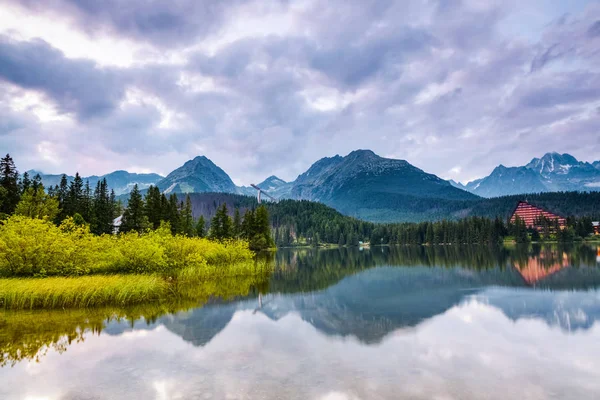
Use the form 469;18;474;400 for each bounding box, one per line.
0;216;257;278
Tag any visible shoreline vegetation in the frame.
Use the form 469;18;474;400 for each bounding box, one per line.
0;154;276;310
0;216;272;310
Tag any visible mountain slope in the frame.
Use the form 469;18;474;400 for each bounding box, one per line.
464;152;600;197
30;170;163;195
156;156;237;194
464;165;547;198
287;150;478;219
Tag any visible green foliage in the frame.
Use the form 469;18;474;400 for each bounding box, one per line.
0;216;255;279
180;195;195;236
14;187;60;221
196;215;206;238
120;184;149;233
210;203;233;240
0;154;20;216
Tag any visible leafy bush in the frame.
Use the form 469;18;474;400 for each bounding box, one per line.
0;216;99;277
0;216;256;278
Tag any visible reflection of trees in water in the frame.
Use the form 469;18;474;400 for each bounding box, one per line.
266;244;600;294
0;275;270;367
3;245;598;368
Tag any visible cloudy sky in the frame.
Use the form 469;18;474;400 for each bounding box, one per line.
0;0;599;185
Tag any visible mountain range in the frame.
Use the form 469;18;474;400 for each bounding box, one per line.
30;170;164;196
457;152;600;198
33;150;600;222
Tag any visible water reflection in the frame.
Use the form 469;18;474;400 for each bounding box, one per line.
1;244;600;399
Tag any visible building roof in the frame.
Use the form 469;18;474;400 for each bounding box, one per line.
510;200;566;227
593;222;600;227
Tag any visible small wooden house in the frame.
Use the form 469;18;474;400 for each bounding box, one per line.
593;221;600;235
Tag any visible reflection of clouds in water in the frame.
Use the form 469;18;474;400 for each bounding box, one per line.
2;300;600;400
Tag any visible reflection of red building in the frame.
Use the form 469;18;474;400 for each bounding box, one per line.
510;201;566;230
514;252;570;285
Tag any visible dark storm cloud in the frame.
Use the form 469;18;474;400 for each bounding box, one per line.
11;0;263;47
0;35;127;119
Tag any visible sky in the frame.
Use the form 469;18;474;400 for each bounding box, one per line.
0;0;599;185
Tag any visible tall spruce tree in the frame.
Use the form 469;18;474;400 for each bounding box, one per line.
180;195;195;236
56;174;70;222
0;154;21;215
120;185;148;233
81;180;93;223
232;208;242;238
20;171;31;194
210;203;233;240
92;178;113;235
32;173;43;193
144;185;163;230
167;194;181;234
196;215;207;238
66;173;84;218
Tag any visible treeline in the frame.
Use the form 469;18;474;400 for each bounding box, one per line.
121;186;273;250
0;154;273;250
181;193;600;246
0;154;122;235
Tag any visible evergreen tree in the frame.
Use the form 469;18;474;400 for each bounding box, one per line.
210;203;233;240
20;171;31;194
180;195;195;236
338;233;345;247
0;154;21;215
66;173;84;218
56;174;70;222
233;208;242;238
91;179;113;235
144;186;163;230
81;180;93;223
252;205;273;249
196;215;206;238
241;209;255;239
32;173;43;193
167;194;181;234
120;185;149;233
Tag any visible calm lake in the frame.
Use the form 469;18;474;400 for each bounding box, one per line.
2;245;600;400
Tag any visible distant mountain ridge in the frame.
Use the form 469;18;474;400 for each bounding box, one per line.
462;152;600;198
30;170;163;196
156;156;237;194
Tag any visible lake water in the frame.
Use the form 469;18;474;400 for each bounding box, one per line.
2;245;600;400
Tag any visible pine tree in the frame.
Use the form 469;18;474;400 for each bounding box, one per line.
144;186;163;230
338;233;345;247
241;209;255;239
32;174;43;193
180;195;195;236
20;171;31;194
0;154;21;215
81;180;93;223
196;215;206;238
167;194;181;234
233;208;242;238
66;173;84;218
56;174;70;222
210;203;233;240
91;179;113;235
120;185;149;233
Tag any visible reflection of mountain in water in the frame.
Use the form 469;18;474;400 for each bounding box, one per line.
475;287;600;332
118;245;600;347
159;265;526;345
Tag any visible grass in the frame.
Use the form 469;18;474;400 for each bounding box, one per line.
0;260;273;310
0;275;168;309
